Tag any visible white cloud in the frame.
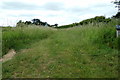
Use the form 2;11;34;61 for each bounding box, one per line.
0;0;118;26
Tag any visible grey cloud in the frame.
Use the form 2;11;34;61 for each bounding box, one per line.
92;3;110;8
9;14;39;17
43;2;64;11
70;7;90;12
47;14;58;17
66;7;92;15
1;1;42;10
1;1;64;11
18;14;40;17
66;3;110;15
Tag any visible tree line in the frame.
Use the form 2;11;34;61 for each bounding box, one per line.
16;14;119;28
57;0;120;28
58;16;112;28
16;0;120;28
16;19;58;27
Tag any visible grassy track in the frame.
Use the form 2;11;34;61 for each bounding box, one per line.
2;21;119;78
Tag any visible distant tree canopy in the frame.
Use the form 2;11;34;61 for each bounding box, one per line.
51;24;58;27
112;0;120;18
25;21;32;25
58;16;111;28
112;12;120;18
16;16;112;28
79;16;111;25
32;19;41;25
16;18;58;27
112;0;120;12
16;20;26;27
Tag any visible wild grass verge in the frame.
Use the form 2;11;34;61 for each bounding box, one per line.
2;26;55;57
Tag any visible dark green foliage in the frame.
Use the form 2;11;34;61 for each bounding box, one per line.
118;37;120;50
58;16;111;28
112;0;120;18
112;0;120;12
16;16;112;28
96;27;118;49
80;16;111;25
16;20;26;27
25;21;32;25
94;16;105;22
112;12;120;18
32;19;41;25
16;19;53;27
54;24;58;27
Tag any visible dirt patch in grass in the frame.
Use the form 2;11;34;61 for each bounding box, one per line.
0;49;16;62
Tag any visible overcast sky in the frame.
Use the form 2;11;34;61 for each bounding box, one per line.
0;0;118;26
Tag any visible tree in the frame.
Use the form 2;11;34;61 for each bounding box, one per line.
94;16;105;22
17;20;22;23
112;0;120;12
112;12;120;18
112;0;120;18
54;24;58;27
25;21;32;25
32;19;41;25
16;20;25;27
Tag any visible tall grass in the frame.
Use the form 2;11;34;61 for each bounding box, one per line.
2;19;119;78
0;27;2;79
0;27;2;57
2;26;54;56
2;19;119;56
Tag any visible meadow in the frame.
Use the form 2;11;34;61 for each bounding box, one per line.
2;19;120;78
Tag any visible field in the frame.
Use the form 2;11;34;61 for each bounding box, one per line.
2;20;120;78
